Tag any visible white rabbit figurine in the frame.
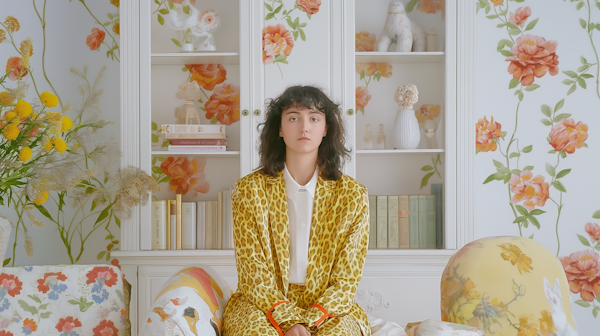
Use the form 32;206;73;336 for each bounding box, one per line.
543;278;579;336
377;0;426;52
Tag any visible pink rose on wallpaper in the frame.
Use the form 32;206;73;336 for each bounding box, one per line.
560;250;600;302
420;0;444;14
586;223;600;242
549;118;588;154
160;157;210;196
204;83;240;125
356;31;376;52
509;170;550;211
416;104;441;124
262;24;294;64
5;56;27;81
475;116;502;152
185;64;227;91
296;0;321;15
86;28;106;51
355;86;371;112
509;7;532;26
506;34;559;86
356;63;378;77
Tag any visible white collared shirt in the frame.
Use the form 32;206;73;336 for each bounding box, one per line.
283;164;318;285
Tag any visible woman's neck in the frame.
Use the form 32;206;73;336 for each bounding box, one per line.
285;153;318;186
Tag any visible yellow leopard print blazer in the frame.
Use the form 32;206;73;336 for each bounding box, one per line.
230;170;370;335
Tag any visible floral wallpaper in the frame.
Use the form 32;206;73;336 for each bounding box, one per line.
475;0;600;333
0;1;124;266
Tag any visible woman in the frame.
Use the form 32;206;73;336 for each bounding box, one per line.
223;86;370;336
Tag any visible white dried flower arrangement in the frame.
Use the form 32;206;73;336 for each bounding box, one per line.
394;84;419;110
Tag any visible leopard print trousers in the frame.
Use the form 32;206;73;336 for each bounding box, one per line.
223;284;363;336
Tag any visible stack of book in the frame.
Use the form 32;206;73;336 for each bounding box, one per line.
151;188;234;250
368;183;444;249
161;124;227;152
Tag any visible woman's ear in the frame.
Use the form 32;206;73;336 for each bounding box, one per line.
323;124;328;137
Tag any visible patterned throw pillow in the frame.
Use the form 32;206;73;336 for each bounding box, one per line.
144;265;231;336
405;319;484;336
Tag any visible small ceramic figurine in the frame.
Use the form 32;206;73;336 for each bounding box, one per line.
363;124;373;150
174;82;202;124
376;124;386;150
167;0;221;52
424;119;438;149
377;0;426;52
427;28;437;52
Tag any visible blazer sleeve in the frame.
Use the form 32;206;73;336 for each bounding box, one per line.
302;187;370;328
232;181;306;335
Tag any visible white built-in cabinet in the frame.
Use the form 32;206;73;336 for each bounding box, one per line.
116;1;475;335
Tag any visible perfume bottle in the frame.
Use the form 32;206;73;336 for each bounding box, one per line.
375;124;386;150
363;124;373;150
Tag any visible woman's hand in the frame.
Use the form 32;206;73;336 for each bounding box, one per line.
285;323;311;336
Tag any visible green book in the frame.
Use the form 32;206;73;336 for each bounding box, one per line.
418;195;427;248
388;196;399;249
409;195;419;248
431;183;444;249
368;195;377;249
376;196;388;249
426;195;437;249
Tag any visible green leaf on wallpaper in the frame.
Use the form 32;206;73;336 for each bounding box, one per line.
3;258;10;266
522;145;533;153
27;295;41;304
560;150;567;159
300;22;307;28
551;180;567;193
157;156;167;162
483;173;496;184
493;160;504;168
406;0;419;13
511;169;521;176
307;13;312;19
593;306;599;318
40;312;52;319
106;252;111;261
556;169;571;179
576;2;585;10
513;216;527;224
527;215;540;229
548;149;556;154
293;31;299;40
171;38;182;47
266;12;275;20
162;140;170;147
496;23;506;28
596;2;600;11
152;157;157;166
299;28;306;41
546;163;556;177
159;8;169;15
509;78;519;89
264;3;273;12
158;14;165;25
422;165;434;171
485;4;491;14
524;84;540;91
274;5;283;14
554;99;565;112
158;176;172;184
516;205;528;216
34;204;53;221
183;5;190;15
18;300;38;315
581;73;593;79
95;207;110;225
596;244;600;252
286;17;294;28
503;174;511;184
564;70;578;78
517;91;524;101
592;210;600;219
528;234;534;239
91;200;97;212
152;166;162;175
578;77;587;88
577;64;590;72
541;105;552;117
115;216;121;228
567;84;576;95
523;165;534;171
420;172;434;189
211;115;218;124
507;22;519;30
577;234;590;247
154;0;159;4
486;14;499;20
182;67;188;72
152;134;159;143
580;19;587;29
562;79;575;85
103;22;111;27
106;234;115;240
499;49;514;57
530;209;546;216
508;28;521;36
525;18;539;31
152;122;158;131
169;1;175;10
39;302;49;311
509;152;520;158
554;113;572;122
581;55;588;64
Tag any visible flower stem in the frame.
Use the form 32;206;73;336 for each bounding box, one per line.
506;99;522;235
79;0;120;60
585;0;600;99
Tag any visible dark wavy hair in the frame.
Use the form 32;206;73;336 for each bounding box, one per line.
258;85;350;180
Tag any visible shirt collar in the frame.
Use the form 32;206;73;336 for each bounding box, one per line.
283;163;318;200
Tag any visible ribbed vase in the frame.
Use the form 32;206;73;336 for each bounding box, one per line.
394;109;421;149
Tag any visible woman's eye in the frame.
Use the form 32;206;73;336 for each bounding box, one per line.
290;117;297;122
311;117;319;122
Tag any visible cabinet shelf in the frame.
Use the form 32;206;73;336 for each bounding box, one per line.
355;149;445;155
151;150;240;157
355;52;445;64
151;52;240;65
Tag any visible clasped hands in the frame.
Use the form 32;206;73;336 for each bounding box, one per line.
285;323;311;336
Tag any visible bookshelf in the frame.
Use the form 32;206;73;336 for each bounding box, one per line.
117;0;474;333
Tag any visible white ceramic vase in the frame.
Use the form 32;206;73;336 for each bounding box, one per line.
394;109;420;149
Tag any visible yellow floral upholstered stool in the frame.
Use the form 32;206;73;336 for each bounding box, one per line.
441;236;580;336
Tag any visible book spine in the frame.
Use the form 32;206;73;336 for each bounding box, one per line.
409;196;419;248
387;196;399;249
217;191;223;249
431;183;444;249
376;195;388;249
161;124;225;134
418;195;427;249
182;202;196;250
151;201;167;250
167;145;227;151
398;195;410;249
212;201;218;249
176;194;182;250
222;190;231;249
163;133;227;139
196;202;205;249
426;195;437;249
205;201;213;249
170;201;176;250
368;195;377;249
169;139;227;146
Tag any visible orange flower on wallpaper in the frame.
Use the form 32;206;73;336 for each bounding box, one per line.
560;250;600;302
377;63;392;78
506;34;559;86
585;222;600;242
355;86;371;112
499;243;533;274
112;23;120;35
4;16;20;33
160;157;210;197
296;0;322;15
262;24;294;64
420;0;444;14
356;63;378;77
0;29;6;44
86;27;106;51
5;56;28;81
491;0;504;6
356;31;376;51
509;7;532;26
186;64;227;91
475;116;502;152
548;118;588;154
169;0;196;4
539;310;557;335
517;315;539;336
509;170;550;211
205;83;240;125
416;104;441;123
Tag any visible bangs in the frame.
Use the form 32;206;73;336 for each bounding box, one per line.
276;87;328;113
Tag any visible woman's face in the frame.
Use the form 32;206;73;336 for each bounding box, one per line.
279;105;328;157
